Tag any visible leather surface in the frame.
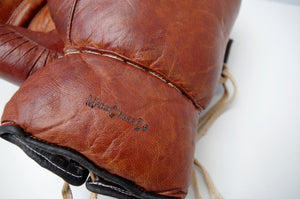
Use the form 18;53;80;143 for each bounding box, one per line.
28;5;55;32
2;54;199;197
1;0;241;198
0;0;61;84
0;24;63;84
0;0;55;32
48;0;241;109
0;0;23;24
5;0;46;27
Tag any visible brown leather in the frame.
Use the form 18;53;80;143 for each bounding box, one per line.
28;5;55;32
5;0;46;27
2;54;199;197
0;0;55;32
0;0;23;24
48;0;241;109
0;24;63;84
0;1;61;84
1;0;241;198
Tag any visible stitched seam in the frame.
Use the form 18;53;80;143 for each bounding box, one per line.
65;49;203;110
12;135;83;178
90;182;134;197
66;0;78;45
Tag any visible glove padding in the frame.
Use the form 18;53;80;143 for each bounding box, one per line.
0;0;241;198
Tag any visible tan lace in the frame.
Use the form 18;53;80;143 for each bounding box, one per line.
197;64;237;140
192;63;237;199
62;64;236;199
62;171;98;199
89;171;98;199
62;182;73;199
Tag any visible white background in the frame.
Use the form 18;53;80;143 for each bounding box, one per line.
0;0;300;198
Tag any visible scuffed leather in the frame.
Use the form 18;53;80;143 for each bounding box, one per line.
1;0;241;198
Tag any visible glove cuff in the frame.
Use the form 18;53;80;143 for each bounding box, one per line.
0;125;176;199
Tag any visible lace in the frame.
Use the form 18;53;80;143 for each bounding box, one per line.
89;171;98;199
62;171;98;199
192;63;237;199
62;182;73;199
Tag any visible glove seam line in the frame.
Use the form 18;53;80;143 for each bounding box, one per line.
64;47;203;111
66;0;79;45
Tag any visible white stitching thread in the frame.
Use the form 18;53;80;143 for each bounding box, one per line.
12;135;83;178
65;49;183;95
102;53;124;62
89;181;134;197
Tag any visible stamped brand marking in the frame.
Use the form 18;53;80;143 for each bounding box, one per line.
86;95;148;132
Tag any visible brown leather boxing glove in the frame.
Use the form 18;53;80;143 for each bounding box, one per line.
0;0;53;30
0;0;241;198
0;25;63;84
0;0;62;84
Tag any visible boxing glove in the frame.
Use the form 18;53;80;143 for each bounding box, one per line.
0;24;63;84
1;0;48;29
0;0;62;84
0;0;241;198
